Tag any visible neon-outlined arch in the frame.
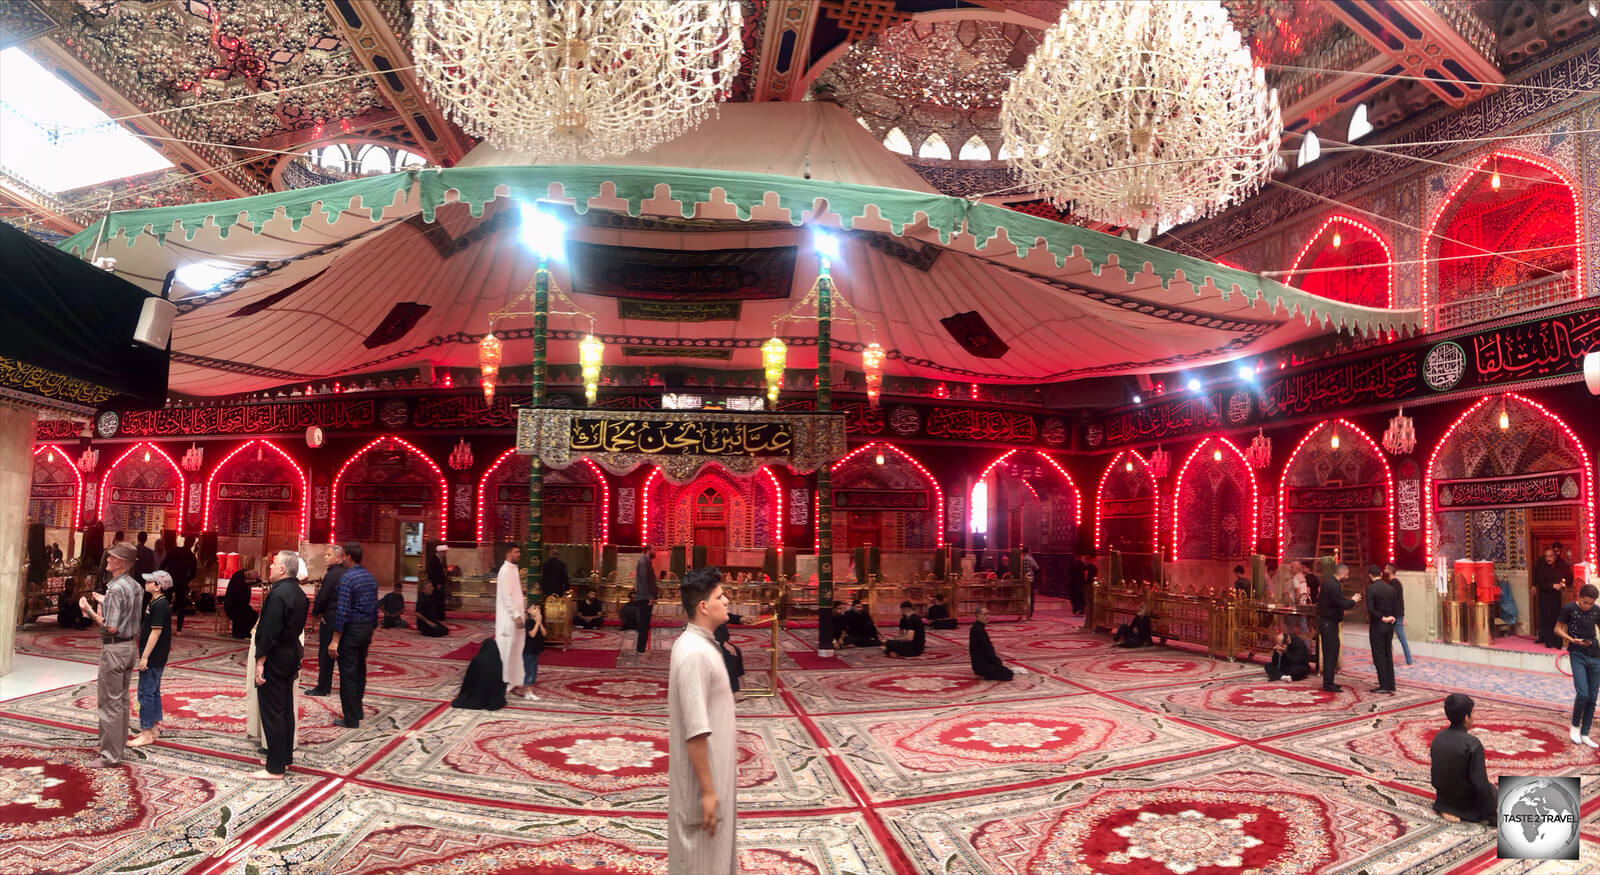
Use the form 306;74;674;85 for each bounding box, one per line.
824;441;945;549
1094;449;1159;553
203;439;309;539
330;435;448;541
1284;214;1395;309
103;442;186;523
969;449;1082;537
641;466;783;548
474;450;610;545
1172;437;1258;561
32;444;83;529
1276;419;1394;565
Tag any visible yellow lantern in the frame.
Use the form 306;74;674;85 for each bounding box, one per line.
479;331;502;377
579;334;605;405
762;336;786;406
862;341;884;407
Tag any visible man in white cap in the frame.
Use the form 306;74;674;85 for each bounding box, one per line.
82;541;142;767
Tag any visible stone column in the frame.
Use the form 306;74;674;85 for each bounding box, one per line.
0;402;38;676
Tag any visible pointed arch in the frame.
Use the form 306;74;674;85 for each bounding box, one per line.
1095;449;1158;553
103;442;186;532
203;439;310;539
31;444;84;530
1276;420;1394;565
825;441;944;549
1172;437;1257;561
970;449;1081;552
475;449;609;545
958;135;991;161
642;465;782;549
918;132;951;160
883;127;912;155
1284;215;1395;309
331;435;448;541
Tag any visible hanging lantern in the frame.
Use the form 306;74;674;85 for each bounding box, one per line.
1382;408;1415;455
579;334;605;405
482;376;497;403
479;330;502;403
762;336;786;405
1148;447;1170;480
874;448;886;466
1247;429;1272;469
861;342;884;407
1330;427;1341;450
1212;447;1223;462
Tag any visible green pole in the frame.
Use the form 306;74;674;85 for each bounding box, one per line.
816;268;834;651
525;260;550;602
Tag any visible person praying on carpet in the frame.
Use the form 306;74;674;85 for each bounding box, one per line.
1112;605;1153;648
1317;564;1362;693
840;599;881;648
715;620;745;693
542;547;570;598
926;592;958;630
1382;564;1414;666
451;639;507;711
884;601;926;658
521;602;545;702
668;566;738;873
1430;693;1498;825
496;544;531;698
304;544;344;697
83;542;141;768
380;581;408;629
416;578;449;638
968;605;1013;681
129;570;173;749
1265;628;1310;682
1365;565;1400;694
253;550;308;780
223;568;259;639
1556;583;1600;748
1534;544;1574;649
574;588;605;629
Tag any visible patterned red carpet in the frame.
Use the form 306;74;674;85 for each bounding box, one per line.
3;608;1597;874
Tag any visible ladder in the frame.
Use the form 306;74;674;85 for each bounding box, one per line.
1314;480;1346;562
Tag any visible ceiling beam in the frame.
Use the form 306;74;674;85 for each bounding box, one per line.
1330;0;1502;107
753;1;824;102
321;0;469;166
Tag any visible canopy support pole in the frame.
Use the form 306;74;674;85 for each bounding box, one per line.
525;258;550;602
816;264;834;656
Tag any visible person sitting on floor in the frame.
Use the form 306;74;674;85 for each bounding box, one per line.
828;600;848;648
926;592;958;630
451;639;506;711
1112;605;1153;648
380;582;408;629
1265;629;1310;681
969;605;1013;681
57;577;94;629
840;599;881;648
416;578;449;637
574;589;605;629
884;601;926;658
1430;693;1498;825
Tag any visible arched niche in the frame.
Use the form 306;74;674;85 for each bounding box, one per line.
826;442;943;550
102;442;185;535
1278;420;1393;567
29;444;82;529
644;466;781;567
1427;393;1594;570
203;439;308;542
476;450;608;546
332;436;447;544
1424;151;1582;330
970;449;1081;554
1284;215;1394;308
1096;450;1158;553
1173;437;1257;561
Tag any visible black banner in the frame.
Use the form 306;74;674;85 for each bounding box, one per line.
1101;496;1156;518
617;299;741;322
570;243;796;301
29;483;75;499
342;483;432;504
1434;471;1582;510
570;418;792;457
109;486;175;505
217;483;294;502
834;489;930;510
497;484;593;504
1285;484;1386;511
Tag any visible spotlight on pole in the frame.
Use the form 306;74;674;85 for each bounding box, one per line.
1236;363;1254;383
520;203;566;261
1187;377;1202;393
813;228;841;264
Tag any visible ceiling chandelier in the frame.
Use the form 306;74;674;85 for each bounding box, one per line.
999;1;1283;228
413;0;744;161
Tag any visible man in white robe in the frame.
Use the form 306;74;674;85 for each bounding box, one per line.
668;566;737;874
495;544;527;696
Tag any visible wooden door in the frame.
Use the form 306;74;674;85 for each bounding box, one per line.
847;511;880;549
264;511;298;557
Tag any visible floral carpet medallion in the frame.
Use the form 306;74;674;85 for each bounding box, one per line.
1043;652;1254;690
1122;676;1439;739
785;667;1080;713
13;627;245;666
177;648;467;697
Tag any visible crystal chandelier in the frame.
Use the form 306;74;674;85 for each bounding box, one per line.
78;448;98;473
1382;408;1415;455
1247;429;1271;469
999;1;1282;228
413;0;744;161
448;438;474;471
181;444;204;472
1148;447;1170;480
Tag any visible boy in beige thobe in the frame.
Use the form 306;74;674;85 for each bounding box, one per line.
668;567;737;874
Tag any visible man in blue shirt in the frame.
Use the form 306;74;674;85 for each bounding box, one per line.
328;542;377;729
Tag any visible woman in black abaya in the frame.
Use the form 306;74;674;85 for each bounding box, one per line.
451;639;508;711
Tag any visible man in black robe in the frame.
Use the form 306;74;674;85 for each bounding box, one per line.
1365;565;1400;693
969;605;1013;681
1533;545;1572;648
1430;693;1497;824
926;592;958;630
416;578;450;637
304;545;344;695
135;532;156;577
840;599;880;647
164;542;195;632
1265;630;1310;681
1113;605;1153;648
883;601;926;658
541;547;570;598
426;543;450;621
380;582;408;628
253;550;308;779
574;589;605;629
1318;564;1362;692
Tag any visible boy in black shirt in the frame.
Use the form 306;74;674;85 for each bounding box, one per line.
1430;693;1497;824
131;570;173;748
1556;583;1600;747
926;592;958;630
575;589;605;629
884;601;926;658
380;582;408;629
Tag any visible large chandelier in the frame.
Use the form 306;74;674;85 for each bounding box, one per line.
413;0;744;161
999;1;1282;228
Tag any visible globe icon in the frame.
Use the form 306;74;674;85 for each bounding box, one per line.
1498;777;1580;859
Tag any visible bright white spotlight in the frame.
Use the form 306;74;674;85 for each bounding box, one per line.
1132;394;1142;404
174;262;236;292
1187;377;1202;393
1236;364;1254;382
520;204;565;260
813;228;841;262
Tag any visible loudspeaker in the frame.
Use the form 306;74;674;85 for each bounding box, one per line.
133;296;177;349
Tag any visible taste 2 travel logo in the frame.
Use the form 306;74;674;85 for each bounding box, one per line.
1496;775;1580;860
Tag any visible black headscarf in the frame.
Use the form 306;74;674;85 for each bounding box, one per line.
223;570;257;638
451;639;507;711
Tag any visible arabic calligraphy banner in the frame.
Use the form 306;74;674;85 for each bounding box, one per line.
518;407;847;484
570;243;796;301
1434;471;1583;510
1285;485;1386;511
342;483;433;504
108;487;175;505
1090;305;1600;449
834;489;930;510
1100;496;1156;519
217;483;294;502
496;484;594;504
29;483;75;499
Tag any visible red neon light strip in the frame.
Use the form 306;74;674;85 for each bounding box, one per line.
474;451;610;545
970;449;1082;539
330;435;448;541
1171;437;1258;561
32;444;84;529
1276;420;1394;565
1094;449;1158;553
202;439;309;539
641;465;784;550
1283;214;1395;310
830;441;945;548
103;442;186;521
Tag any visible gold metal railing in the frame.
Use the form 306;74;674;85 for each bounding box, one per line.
1090;581;1324;663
